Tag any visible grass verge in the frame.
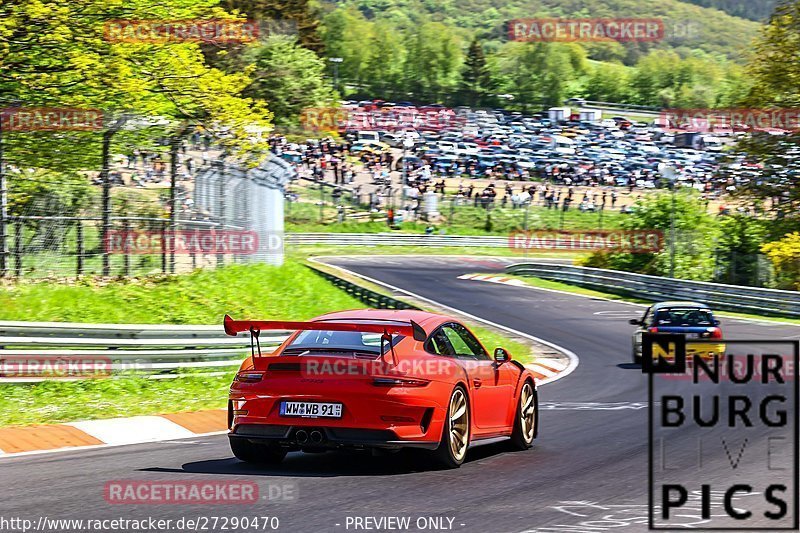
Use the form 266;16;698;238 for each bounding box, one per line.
0;260;363;323
0;374;233;428
0;258;538;427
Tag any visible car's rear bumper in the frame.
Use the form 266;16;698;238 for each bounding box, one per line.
229;424;440;450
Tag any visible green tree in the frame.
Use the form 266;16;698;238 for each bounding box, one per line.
583;190;720;281
715;214;770;286
362;21;405;100
0;0;272;170
321;6;375;89
459;39;494;106
222;0;324;54
402;22;463;101
585;62;630;102
243;36;336;124
497;42;578;108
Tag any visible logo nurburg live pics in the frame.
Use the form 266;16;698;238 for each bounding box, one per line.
643;333;799;530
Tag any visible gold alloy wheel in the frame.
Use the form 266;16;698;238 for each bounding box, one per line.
520;382;536;443
448;388;469;461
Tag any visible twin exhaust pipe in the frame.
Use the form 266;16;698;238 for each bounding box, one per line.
295;429;324;445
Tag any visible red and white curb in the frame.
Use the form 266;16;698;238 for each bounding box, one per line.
0;410;227;459
457;273;528;287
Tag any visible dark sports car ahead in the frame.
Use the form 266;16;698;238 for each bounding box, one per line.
630;301;724;364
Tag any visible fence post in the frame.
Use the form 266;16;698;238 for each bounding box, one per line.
0;115;6;277
161;220;167;274
190;225;197;270
449;197;454;226
76;221;84;277
100;115;129;276
524;201;530;231
169;126;189;274
13;219;21;277
319;183;324;223
216;160;226;268
123;218;130;277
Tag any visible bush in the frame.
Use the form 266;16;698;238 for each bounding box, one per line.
581;190;719;280
761;232;800;290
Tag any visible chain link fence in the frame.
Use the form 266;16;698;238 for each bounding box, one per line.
1;131;294;278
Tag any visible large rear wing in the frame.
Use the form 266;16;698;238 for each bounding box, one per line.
223;314;427;342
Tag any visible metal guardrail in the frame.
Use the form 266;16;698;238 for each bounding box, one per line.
506;263;800;318
0;322;290;382
289;233;510;248
0;267;418;382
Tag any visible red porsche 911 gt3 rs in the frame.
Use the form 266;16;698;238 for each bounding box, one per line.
224;309;539;468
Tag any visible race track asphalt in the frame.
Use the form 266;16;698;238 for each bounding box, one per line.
1;255;797;533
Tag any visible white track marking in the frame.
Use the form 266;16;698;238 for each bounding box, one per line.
0;431;228;461
310;256;580;386
527;364;557;378
540;402;651;410
67;416;195;446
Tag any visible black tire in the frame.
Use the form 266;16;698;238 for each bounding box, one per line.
230;439;287;465
633;345;642;365
510;380;537;450
431;386;470;468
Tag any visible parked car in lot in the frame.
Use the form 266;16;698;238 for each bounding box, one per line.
629;301;725;364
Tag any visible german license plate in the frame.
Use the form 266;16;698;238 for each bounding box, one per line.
280;401;342;418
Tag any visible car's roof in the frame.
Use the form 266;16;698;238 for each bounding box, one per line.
311;309;451;330
651;301;711;310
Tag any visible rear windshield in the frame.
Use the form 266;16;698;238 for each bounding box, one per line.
285;329;404;354
653;309;713;327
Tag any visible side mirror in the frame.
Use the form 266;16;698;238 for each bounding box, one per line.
494;347;511;363
712;319;721;326
629;318;642;326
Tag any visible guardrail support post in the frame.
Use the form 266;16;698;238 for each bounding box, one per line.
100;115;129;277
160;220;167;274
76;221;84;277
123;218;130;277
13;219;21;277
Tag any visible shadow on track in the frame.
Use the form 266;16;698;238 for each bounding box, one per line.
140;442;532;478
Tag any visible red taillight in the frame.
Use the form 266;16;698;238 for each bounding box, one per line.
373;376;430;387
648;327;659;333
234;371;263;383
708;327;723;339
